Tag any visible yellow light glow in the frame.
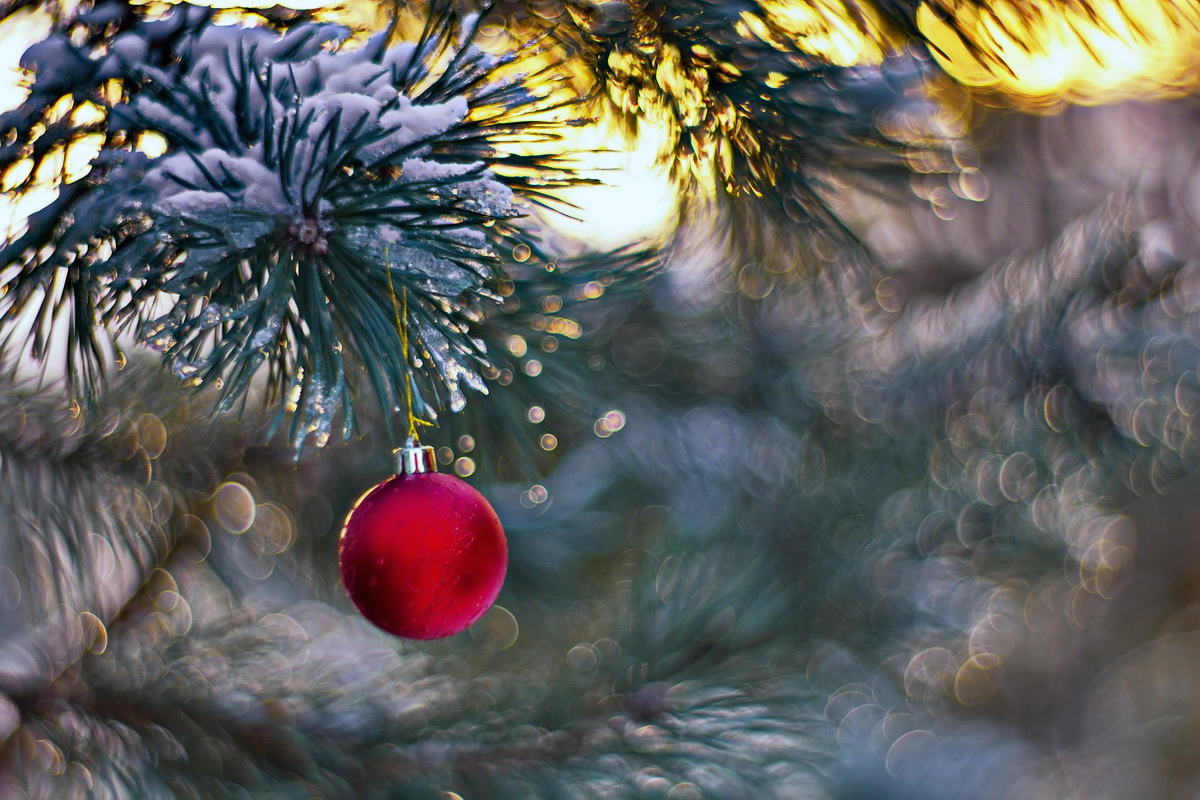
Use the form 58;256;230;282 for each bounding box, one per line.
539;119;678;249
759;0;1200;107
916;0;1200;107
759;0;885;66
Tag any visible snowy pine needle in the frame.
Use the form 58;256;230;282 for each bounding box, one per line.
0;4;586;455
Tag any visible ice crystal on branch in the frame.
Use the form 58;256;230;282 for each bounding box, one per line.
0;4;585;454
119;21;519;445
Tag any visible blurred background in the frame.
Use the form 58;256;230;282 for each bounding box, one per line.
3;0;1200;797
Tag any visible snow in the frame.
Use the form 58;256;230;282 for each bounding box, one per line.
296;91;383;139
155;189;233;216
462;176;514;217
250;315;282;349
149;150;290;216
401;158;484;183
121;16;508;237
379;41;418;74
11;5;522;437
324;62;390;95
133;28;511;240
374;96;470;155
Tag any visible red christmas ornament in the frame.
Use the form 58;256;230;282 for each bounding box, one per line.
339;444;507;640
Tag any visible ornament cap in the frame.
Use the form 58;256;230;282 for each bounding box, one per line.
395;439;437;475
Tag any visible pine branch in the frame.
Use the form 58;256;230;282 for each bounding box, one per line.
425;242;665;481
0;364;283;702
471;0;959;271
0;1;604;457
849;200;1138;424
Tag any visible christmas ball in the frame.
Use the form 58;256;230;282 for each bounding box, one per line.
339;447;507;640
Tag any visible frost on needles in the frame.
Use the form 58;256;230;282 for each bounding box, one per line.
3;10;538;455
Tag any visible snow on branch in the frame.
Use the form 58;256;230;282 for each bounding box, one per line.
0;3;588;456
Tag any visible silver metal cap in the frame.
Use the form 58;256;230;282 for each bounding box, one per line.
395;440;437;475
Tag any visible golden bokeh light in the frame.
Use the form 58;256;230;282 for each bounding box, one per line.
538;119;678;249
917;0;1200;107
4;0;1199;255
759;0;886;65
740;0;1200;109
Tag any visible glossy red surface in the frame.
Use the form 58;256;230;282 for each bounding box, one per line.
338;472;507;640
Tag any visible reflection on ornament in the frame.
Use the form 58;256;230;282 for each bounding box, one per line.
339;443;507;640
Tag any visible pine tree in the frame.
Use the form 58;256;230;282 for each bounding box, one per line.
2;0;1200;797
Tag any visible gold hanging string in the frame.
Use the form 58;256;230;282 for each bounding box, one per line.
385;248;431;444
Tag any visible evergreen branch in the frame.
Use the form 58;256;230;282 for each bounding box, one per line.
422;242;665;481
482;0;959;270
0;1;606;457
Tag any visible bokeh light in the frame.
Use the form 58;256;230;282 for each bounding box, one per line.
5;0;1200;798
918;0;1200;107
